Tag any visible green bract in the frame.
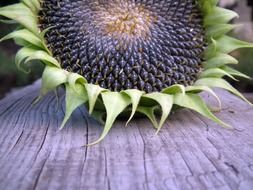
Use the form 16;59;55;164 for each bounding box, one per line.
0;0;252;145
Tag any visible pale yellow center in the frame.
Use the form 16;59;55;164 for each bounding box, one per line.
95;2;155;38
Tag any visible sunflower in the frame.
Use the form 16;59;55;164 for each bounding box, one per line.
0;0;252;145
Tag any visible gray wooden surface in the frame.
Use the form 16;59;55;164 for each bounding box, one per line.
0;80;253;190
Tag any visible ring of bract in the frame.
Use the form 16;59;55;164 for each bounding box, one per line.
0;0;252;145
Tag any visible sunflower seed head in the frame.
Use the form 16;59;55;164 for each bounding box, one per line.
39;0;206;92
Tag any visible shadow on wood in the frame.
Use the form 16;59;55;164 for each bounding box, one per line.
0;80;253;190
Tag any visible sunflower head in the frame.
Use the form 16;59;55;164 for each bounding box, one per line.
1;0;252;145
39;0;207;93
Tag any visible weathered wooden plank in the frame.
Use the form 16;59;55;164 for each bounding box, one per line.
0;80;253;190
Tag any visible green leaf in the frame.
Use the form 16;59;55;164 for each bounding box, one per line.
40;27;54;39
40;66;68;97
122;89;144;126
25;50;60;68
195;78;253;106
67;72;87;92
203;53;238;69
39;27;54;54
217;36;253;53
200;68;237;81
204;7;238;26
162;84;185;95
199;0;218;15
186;85;221;110
13;45;51;71
0;3;39;34
174;93;230;128
144;93;173;133
88;92;131;145
30;0;40;11
221;66;251;79
85;84;106;114
206;24;237;39
15;47;38;72
60;83;88;129
22;0;40;13
0;19;17;24
204;38;218;59
0;29;44;48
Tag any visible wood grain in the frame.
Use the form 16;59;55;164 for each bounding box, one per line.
0;80;253;190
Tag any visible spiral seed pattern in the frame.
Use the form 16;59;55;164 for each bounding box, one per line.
39;0;206;92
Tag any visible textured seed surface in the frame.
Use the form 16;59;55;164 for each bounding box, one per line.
39;0;206;92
